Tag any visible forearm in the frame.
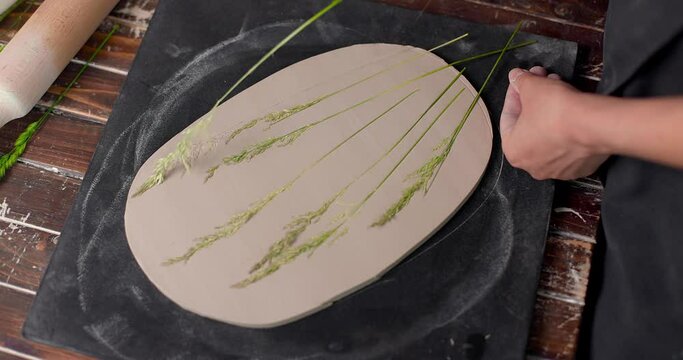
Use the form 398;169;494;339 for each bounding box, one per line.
574;95;683;169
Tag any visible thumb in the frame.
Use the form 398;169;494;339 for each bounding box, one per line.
500;73;522;136
509;67;547;97
508;68;534;92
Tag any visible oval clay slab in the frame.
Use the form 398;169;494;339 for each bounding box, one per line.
125;43;492;328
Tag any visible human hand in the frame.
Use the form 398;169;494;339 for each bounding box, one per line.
500;66;609;180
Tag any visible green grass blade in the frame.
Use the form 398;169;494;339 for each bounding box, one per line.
168;91;417;264
164;182;292;265
371;29;530;225
0;24;119;180
133;0;342;197
208;89;419;178
358;75;463;205
238;73;464;286
261;33;469;129
136;37;533;196
372;88;466;226
215;0;343;109
248;187;347;274
426;22;523;192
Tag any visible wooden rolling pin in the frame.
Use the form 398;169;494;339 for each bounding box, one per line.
0;0;119;128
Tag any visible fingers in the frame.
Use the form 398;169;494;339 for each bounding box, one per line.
509;67;567;101
502;66;560;137
529;66;547;76
508;68;529;92
528;66;558;79
501;67;545;136
500;80;521;135
510;66;559;83
508;68;542;93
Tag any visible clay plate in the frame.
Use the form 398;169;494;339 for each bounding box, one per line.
125;43;492;328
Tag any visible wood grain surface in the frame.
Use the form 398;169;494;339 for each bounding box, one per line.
0;286;90;359
0;0;604;358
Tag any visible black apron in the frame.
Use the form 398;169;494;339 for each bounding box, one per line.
578;1;683;359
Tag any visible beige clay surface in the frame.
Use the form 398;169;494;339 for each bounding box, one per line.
125;43;492;327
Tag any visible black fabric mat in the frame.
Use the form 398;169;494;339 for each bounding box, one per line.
24;1;577;359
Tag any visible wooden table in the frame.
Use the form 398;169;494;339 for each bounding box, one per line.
0;1;605;359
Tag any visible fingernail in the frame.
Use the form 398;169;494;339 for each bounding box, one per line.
509;68;526;83
548;73;561;80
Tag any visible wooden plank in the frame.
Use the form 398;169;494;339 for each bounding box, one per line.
528;177;600;358
376;0;605;79
77;0;159;72
0;164;83;358
576;45;604;80
376;0;608;27
0;349;28;360
0;227;55;292
72;27;140;75
0;163;80;291
477;0;608;28
0;163;80;233
0;110;103;178
549;180;602;241
0;286;92;360
537;234;592;301
376;0;605;42
37;63;125;124
527;295;584;360
0;2;146;359
108;0;158;39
